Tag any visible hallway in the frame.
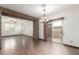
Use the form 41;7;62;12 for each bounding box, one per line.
0;36;79;55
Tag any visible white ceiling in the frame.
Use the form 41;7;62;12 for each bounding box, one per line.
0;4;78;18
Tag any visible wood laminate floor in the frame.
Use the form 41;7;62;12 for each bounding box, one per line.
0;35;79;55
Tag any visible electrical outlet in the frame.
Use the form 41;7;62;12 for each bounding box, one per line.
70;41;73;43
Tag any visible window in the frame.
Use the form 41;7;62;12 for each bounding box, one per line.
4;22;15;32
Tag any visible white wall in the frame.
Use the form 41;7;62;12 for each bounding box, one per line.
1;16;33;37
47;6;79;47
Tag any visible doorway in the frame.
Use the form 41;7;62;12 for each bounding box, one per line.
48;20;63;43
52;20;63;43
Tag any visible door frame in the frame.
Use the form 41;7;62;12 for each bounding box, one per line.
52;20;63;44
47;17;64;44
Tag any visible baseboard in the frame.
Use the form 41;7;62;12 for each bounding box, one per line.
39;38;43;40
1;34;24;37
1;34;38;40
63;44;79;49
23;34;33;38
1;34;33;37
38;38;47;41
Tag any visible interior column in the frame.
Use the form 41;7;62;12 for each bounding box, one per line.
44;22;48;40
0;11;2;49
33;20;39;39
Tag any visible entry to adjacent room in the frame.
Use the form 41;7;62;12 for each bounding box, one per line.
52;20;63;43
48;20;63;43
1;16;33;37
